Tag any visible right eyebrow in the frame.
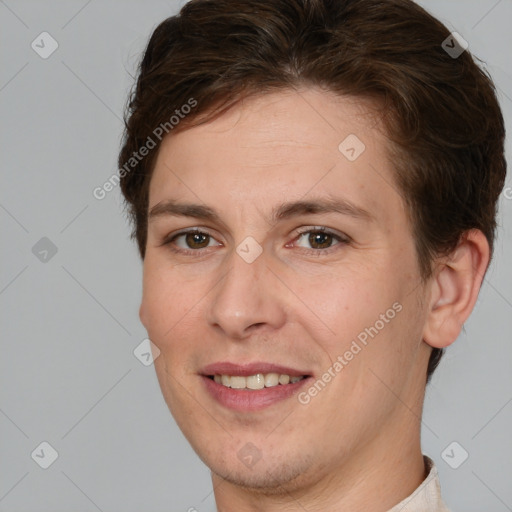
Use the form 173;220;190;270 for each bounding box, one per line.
148;201;221;223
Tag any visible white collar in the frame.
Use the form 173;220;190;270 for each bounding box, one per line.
388;456;451;512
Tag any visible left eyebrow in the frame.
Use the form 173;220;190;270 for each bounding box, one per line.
272;196;374;223
148;196;374;224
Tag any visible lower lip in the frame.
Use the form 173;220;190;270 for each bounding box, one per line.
201;376;310;411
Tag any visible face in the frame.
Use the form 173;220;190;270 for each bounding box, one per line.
140;88;432;493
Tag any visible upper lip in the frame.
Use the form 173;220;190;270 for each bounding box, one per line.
201;361;310;377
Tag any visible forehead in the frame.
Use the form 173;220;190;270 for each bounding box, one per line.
148;88;405;227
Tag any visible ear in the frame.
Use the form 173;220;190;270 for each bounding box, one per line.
423;229;490;349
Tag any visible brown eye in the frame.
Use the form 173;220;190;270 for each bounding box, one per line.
307;231;334;249
294;228;346;252
162;228;221;255
183;231;210;249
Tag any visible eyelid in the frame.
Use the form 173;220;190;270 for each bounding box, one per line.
293;225;350;241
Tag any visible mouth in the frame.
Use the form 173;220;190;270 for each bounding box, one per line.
200;362;312;411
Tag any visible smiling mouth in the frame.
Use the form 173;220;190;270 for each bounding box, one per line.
207;373;307;390
201;364;312;411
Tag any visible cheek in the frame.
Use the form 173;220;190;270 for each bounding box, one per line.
293;267;392;338
141;262;182;341
306;263;418;373
141;260;209;358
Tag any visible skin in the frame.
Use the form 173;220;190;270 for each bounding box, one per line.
139;88;489;511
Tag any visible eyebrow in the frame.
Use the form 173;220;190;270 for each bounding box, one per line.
148;196;374;225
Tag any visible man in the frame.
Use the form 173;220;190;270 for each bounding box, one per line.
118;0;506;510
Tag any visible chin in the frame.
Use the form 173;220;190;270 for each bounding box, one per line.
205;449;317;495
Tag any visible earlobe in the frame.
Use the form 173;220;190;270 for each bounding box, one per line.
139;301;147;328
423;229;490;349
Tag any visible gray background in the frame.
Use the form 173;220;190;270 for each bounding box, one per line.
1;0;511;511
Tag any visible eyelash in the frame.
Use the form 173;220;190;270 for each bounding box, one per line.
160;227;350;258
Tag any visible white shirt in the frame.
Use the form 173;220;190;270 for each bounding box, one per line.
388;456;451;512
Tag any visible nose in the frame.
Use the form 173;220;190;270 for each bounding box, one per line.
206;245;286;340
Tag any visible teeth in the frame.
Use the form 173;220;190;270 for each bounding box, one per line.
212;373;305;389
246;374;265;390
230;376;246;389
264;373;279;387
278;374;290;385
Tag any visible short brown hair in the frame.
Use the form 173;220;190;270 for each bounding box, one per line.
118;0;507;381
